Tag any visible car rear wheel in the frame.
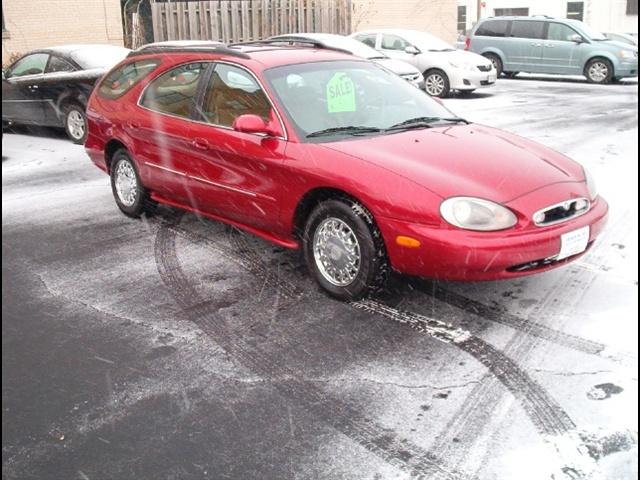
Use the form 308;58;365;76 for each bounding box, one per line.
303;199;388;300
483;53;503;77
585;58;613;84
424;69;450;98
110;149;155;218
504;71;519;78
63;103;87;144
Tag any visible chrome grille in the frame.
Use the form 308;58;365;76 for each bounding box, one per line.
533;198;590;226
401;73;422;82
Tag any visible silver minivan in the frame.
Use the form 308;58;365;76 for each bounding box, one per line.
468;16;638;83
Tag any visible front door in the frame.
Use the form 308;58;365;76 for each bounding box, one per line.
379;33;419;67
2;53;49;123
541;22;584;74
185;62;287;231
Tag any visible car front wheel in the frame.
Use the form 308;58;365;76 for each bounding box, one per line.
424;69;450;98
63;103;87;144
303;199;388;300
585;58;613;84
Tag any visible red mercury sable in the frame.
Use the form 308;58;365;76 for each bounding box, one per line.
85;42;608;299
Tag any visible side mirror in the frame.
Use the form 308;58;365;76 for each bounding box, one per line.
569;34;584;43
232;114;279;137
404;45;420;55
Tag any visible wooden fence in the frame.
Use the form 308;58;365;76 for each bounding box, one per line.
150;0;353;44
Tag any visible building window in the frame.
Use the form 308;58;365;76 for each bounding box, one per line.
567;2;584;20
494;8;529;16
628;0;638;14
457;6;467;33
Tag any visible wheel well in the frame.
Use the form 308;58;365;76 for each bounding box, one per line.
584;56;614;75
104;140;127;173
423;67;447;78
292;188;371;239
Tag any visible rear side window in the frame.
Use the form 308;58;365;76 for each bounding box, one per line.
140;62;208;118
98;59;160;99
46;56;76;74
510;20;545;39
475;19;509;37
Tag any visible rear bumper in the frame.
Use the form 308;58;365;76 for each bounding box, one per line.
378;196;608;281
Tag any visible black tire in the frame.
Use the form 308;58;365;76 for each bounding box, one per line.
110;149;155;218
458;89;476;96
504;71;519;79
423;69;450;98
62;103;87;144
584;58;613;84
483;53;503;77
303;198;388;300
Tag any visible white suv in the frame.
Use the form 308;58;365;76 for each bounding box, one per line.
351;29;496;97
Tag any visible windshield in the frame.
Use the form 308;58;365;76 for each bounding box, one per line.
264;60;457;141
567;20;608;41
70;46;130;70
404;31;455;51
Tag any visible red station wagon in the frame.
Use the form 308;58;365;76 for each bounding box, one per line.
85;42;608;299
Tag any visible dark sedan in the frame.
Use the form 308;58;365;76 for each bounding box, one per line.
2;44;129;143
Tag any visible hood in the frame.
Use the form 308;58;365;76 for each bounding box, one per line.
373;58;422;76
601;39;638;51
319;124;585;203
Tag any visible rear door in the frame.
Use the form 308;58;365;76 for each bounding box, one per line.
1;53;49;123
542;22;584;74
132;61;211;203
507;20;546;72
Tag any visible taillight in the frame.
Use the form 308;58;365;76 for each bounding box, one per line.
464;37;471;51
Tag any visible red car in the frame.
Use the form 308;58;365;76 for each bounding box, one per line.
85;43;608;299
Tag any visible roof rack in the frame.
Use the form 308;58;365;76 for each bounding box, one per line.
127;44;250;59
531;14;554;18
229;38;353;56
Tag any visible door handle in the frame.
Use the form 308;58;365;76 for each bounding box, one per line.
530;43;542;47
28;85;39;90
192;138;209;150
544;44;555;48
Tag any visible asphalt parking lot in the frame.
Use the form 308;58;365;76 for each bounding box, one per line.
2;76;638;480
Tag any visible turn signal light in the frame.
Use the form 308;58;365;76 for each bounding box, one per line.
396;236;421;248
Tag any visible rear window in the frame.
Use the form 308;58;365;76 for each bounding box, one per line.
510;20;545;39
475;19;509;37
98;59;160;99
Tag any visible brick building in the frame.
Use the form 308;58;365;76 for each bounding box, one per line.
2;0;124;65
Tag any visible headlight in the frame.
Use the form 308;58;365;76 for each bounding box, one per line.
583;167;597;200
619;49;636;59
440;197;518;231
448;61;475;71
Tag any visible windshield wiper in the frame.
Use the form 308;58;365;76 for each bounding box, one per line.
306;126;382;138
386;116;468;132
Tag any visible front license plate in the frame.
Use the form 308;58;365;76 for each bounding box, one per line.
557;226;590;260
487;74;496;83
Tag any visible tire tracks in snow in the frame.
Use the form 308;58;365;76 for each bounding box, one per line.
153;212;593;477
154;214;467;480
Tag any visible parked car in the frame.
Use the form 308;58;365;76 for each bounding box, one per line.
466;16;638;83
350;28;496;97
85;43;607;299
2;44;130;143
268;33;424;89
603;32;638;47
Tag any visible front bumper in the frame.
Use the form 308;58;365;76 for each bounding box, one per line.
449;67;497;91
615;59;638;78
378;196;608;281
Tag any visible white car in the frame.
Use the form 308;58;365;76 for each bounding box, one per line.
351;29;497;97
269;33;425;89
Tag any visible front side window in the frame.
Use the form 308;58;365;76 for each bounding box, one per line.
46;56;76;73
140;62;207;118
354;34;377;48
510;20;545;39
264;60;454;142
98;59;160;99
475;20;509;37
8;53;49;78
381;34;410;51
547;23;579;42
201;64;272;127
